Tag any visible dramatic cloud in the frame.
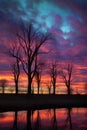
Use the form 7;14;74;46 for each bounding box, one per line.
0;0;87;92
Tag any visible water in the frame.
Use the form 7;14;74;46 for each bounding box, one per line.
0;108;87;130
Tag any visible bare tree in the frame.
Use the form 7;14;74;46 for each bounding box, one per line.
60;63;73;95
49;61;58;95
35;59;44;94
11;61;20;94
0;79;7;94
35;69;41;94
9;42;20;94
15;23;51;95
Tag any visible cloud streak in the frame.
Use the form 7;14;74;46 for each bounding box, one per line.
0;0;87;90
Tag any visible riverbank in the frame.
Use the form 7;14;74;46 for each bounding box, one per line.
0;94;87;111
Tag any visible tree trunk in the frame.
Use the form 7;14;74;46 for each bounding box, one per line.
53;81;56;95
15;81;18;94
37;82;40;94
53;86;55;95
28;59;32;95
67;86;71;95
28;76;32;95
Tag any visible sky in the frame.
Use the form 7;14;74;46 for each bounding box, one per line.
0;0;87;93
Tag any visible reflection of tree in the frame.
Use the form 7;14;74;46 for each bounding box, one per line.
64;108;73;130
25;110;32;130
11;111;18;130
51;109;57;130
34;110;41;130
23;110;35;130
47;109;52;118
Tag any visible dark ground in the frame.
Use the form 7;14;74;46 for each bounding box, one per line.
0;94;87;111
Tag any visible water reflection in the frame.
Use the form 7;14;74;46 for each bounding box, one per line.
0;108;87;130
12;111;18;130
33;110;41;130
64;108;73;130
51;109;57;130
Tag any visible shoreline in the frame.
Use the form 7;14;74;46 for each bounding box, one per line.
0;94;87;111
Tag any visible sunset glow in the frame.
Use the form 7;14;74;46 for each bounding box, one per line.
0;0;87;94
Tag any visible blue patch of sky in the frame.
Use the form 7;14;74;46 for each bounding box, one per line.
16;0;71;33
60;21;72;40
60;22;71;33
8;0;83;41
18;0;27;9
62;34;70;40
0;0;83;34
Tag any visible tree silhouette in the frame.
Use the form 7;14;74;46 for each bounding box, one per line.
11;61;20;94
49;61;58;95
60;63;73;95
0;79;7;94
35;59;44;94
9;42;20;94
15;23;51;95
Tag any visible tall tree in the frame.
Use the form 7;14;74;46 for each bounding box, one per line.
35;59;44;94
9;42;20;94
60;63;73;95
11;61;20;94
49;61;58;95
16;23;51;94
